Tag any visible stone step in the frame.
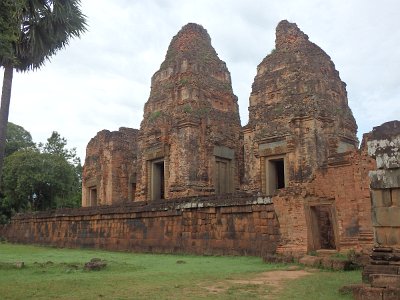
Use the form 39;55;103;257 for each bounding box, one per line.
316;249;338;257
363;265;400;283
370;274;400;288
371;252;400;262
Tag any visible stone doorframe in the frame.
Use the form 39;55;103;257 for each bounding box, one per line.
258;138;289;196
304;197;339;252
260;154;289;196
83;178;99;207
145;147;169;201
213;146;235;194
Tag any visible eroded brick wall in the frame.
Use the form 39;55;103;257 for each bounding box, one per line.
309;150;375;252
273;148;375;255
0;195;279;256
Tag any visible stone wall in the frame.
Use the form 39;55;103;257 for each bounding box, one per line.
273;146;374;256
354;121;400;299
82;128;139;206
0;195;279;256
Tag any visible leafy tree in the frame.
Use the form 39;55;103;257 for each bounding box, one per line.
41;131;79;164
5;122;35;157
3;150;79;211
0;129;81;222
0;0;22;65
0;0;87;181
40;130;82;193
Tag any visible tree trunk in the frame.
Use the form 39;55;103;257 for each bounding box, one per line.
0;66;14;181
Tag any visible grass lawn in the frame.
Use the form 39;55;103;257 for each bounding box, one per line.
0;243;361;299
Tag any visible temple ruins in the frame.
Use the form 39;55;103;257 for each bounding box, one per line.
1;20;398;261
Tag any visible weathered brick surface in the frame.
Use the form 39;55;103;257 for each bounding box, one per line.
0;195;279;256
243;20;358;192
272;188;309;255
82;128;139;206
241;20;374;255
308;148;375;252
271;147;374;254
135;23;243;200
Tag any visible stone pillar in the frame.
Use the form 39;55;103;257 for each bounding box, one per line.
356;121;400;299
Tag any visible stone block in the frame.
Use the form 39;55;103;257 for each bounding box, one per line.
387;227;400;246
363;265;400;283
339;283;364;296
370;169;400;189
332;259;352;271
392;189;400;207
299;255;322;267
373;207;400;227
383;288;400;300
321;257;333;269
372;190;392;208
353;286;383;300
372;190;384;208
375;227;389;245
370;274;400;288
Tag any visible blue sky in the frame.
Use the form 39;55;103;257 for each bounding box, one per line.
1;0;399;160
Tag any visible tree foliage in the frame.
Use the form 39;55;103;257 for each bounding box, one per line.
3;150;79;211
0;0;23;66
0;125;81;222
41;131;79;164
5;122;35;156
0;0;87;71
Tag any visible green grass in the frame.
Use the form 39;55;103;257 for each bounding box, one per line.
277;270;360;300
0;243;361;299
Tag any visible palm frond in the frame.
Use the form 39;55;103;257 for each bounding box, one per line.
14;0;87;71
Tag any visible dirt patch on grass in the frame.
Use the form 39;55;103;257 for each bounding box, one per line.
231;270;312;286
203;269;315;298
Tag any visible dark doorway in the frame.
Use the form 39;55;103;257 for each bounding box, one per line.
151;160;165;200
273;159;285;189
310;205;336;250
266;158;285;195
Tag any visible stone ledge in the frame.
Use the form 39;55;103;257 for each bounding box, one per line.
9;193;273;221
352;285;400;300
371;274;400;288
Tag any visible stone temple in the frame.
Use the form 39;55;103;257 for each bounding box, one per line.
80;20;374;254
1;21;398;264
83;23;242;204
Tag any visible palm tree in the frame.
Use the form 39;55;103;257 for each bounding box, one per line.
0;0;87;180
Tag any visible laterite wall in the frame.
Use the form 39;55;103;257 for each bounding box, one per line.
0;194;279;256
